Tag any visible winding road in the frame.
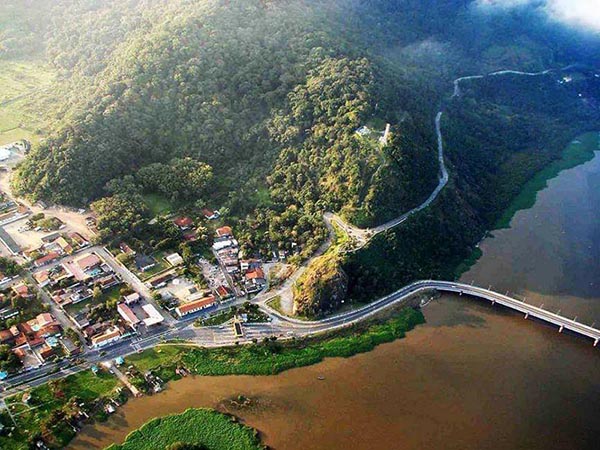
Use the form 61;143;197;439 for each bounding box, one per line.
2;65;597;401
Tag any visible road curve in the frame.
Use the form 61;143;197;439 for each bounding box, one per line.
2;65;592;401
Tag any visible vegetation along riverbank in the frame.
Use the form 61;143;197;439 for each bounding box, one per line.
0;307;423;449
105;408;264;450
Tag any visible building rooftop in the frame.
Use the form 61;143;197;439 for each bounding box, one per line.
176;295;216;315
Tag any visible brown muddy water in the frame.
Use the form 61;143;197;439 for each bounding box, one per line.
71;152;600;450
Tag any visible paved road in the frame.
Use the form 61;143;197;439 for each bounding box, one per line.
94;246;175;325
2;65;593;402
3;278;599;401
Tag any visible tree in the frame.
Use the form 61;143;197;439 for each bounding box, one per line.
137;158;213;202
90;194;148;241
116;252;133;265
0;344;22;373
166;443;208;450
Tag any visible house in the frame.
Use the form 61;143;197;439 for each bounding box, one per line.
71;312;90;329
12;283;31;298
33;270;50;287
202;208;219;220
141;304;164;326
117;303;140;328
75;253;102;272
355;125;371;136
95;274;119;290
0;329;15;346
55;236;73;255
123;292;140;304
38;345;55;362
69;232;89;248
174;216;193;230
245;268;266;286
0;307;18;321
240;259;261;272
135;254;156;272
215;285;234;301
175;295;216;317
215;226;233;238
61;337;81;356
91;326;122;348
183;230;198;242
41;232;61;244
33;251;61;268
119;242;136;256
212;239;237;251
147;271;176;289
165;252;184;266
35;313;58;329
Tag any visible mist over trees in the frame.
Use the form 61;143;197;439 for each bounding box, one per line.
3;0;600;307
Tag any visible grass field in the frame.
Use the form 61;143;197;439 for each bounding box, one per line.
495;131;599;229
64;285;122;315
1;369;119;450
0;59;55;146
105;408;263;450
142;193;174;216
128;307;424;377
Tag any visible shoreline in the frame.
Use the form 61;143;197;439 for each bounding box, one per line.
455;131;599;280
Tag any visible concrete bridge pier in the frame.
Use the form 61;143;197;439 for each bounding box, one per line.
594;338;598;347
559;325;564;333
524;312;529;319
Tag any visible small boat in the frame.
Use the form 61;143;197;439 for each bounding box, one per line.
317;375;325;380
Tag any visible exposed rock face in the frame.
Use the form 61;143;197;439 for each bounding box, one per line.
292;254;349;318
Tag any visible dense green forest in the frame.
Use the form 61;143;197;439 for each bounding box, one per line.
3;0;600;311
345;68;600;303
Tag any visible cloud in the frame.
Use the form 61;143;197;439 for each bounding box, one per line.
546;0;600;32
474;0;600;33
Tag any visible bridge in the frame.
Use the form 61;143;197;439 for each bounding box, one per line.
434;281;600;346
266;280;600;347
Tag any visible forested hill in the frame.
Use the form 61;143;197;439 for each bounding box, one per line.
7;0;600;258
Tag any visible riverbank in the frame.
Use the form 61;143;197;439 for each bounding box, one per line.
454;131;599;279
72;293;600;450
129;306;424;377
105;408;263;450
0;307;423;450
495;131;599;229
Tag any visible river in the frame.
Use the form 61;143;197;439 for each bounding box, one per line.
71;140;600;450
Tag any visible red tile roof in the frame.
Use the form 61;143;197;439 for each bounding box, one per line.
176;296;216;315
34;252;60;267
216;226;233;237
0;329;13;343
216;285;232;297
117;303;140;325
174;217;194;228
76;253;101;270
13;283;29;297
246;268;265;280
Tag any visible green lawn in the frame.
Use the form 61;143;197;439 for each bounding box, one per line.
1;369;119;450
142;193;174;217
126;346;183;373
0;59;55;146
105;408;263;450
64;285;122;315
